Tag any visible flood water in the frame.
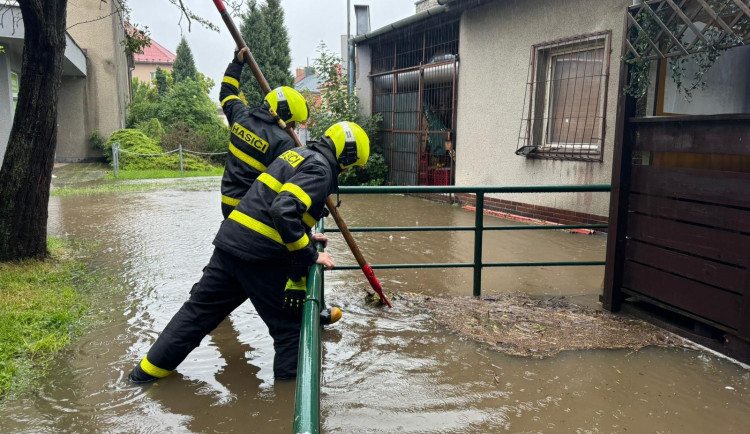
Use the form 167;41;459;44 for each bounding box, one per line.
1;181;748;433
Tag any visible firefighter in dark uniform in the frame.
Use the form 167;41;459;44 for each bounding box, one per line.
219;47;309;219
128;121;370;382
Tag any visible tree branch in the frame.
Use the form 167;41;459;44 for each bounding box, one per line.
66;8;119;31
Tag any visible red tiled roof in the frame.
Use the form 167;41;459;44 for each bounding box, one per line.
134;39;176;64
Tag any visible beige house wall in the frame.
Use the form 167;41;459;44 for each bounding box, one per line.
59;0;130;161
132;63;173;86
455;0;629;217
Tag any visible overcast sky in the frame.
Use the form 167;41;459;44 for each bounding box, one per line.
127;0;415;101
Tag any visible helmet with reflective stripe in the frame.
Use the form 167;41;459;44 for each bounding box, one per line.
264;86;309;124
324;121;370;170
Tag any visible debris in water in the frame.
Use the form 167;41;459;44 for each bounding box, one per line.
364;291;399;307
403;293;684;357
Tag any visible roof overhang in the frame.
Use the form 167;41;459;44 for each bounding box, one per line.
0;4;86;77
63;32;87;77
351;0;494;45
352;4;449;44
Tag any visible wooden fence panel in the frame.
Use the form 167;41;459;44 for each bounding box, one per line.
631;166;750;208
628;194;750;233
626;240;745;294
622;261;742;330
632;115;750;155
627;214;749;268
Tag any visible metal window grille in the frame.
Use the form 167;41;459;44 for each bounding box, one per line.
517;31;612;161
370;16;459;186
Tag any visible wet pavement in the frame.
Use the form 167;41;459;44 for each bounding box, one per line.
1;178;748;433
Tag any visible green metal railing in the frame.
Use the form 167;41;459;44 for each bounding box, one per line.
328;185;609;296
294;220;326;434
293;185;610;433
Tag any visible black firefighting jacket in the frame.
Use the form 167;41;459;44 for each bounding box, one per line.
219;60;295;217
213;143;339;266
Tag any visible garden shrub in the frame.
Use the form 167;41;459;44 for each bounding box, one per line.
89;130;107;152
339;152;388;186
103;128;214;171
134;118;165;143
157;79;219;130
161;121;230;165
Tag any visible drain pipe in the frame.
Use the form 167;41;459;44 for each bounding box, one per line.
348;0;353;96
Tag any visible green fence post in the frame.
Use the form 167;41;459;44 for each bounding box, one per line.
473;191;484;297
294;220;325;434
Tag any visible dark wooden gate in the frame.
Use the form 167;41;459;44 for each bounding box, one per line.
603;113;750;362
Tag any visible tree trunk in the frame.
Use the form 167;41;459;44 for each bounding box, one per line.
0;0;67;261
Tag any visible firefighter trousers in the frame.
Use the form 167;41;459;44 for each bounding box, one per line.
143;247;300;379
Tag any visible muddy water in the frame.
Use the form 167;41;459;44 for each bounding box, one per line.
1;184;748;433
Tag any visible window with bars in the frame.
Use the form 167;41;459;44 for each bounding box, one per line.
517;32;611;161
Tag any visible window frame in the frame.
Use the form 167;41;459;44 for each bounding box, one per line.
524;31;611;161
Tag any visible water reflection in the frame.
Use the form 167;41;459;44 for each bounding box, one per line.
0;186;747;433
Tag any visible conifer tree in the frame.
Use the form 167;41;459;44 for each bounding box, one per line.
238;1;268;107
172;36;198;83
262;0;294;88
238;0;294;107
154;67;169;95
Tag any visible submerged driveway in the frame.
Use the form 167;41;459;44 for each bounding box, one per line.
0;177;748;433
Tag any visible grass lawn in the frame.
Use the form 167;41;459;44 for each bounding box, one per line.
0;238;91;399
106;167;224;180
51;178;220;197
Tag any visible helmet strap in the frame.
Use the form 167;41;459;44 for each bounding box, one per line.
263;100;287;129
339;141;358;167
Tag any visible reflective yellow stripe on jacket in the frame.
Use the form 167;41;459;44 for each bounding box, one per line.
229;143;267;173
221;95;241;107
280;183;312;209
222;76;239;89
228;210;310;251
257;173;317;227
258;173;312;210
302;213;317;228
257;172;283;193
221;194;241;207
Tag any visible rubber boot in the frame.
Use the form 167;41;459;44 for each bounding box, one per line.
320;307;342;325
128;364;159;384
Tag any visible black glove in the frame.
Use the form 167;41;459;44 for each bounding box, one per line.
283;277;307;314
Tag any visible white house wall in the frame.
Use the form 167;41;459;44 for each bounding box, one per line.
455;0;630;217
59;0;130;162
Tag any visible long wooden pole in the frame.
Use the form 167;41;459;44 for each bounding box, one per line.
212;0;392;307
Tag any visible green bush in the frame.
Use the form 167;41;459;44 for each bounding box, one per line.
134;118;165;143
89;130;107;152
339;152;388;186
196;122;230;164
157;79;220;130
126;78;159;127
305;43;385;185
161;121;229;165
104;128;214;172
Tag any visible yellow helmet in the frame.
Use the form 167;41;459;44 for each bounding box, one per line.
325;121;370;170
264;86;309;124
